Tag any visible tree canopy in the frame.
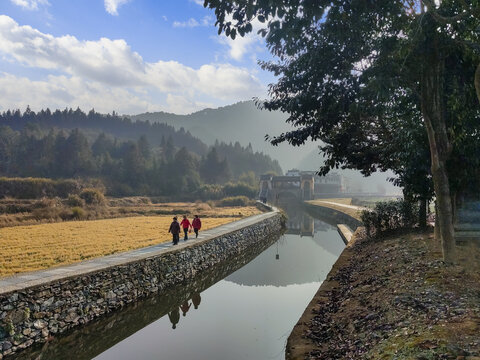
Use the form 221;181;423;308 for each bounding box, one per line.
205;0;480;262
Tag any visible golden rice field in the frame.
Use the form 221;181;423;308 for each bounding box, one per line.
0;213;252;277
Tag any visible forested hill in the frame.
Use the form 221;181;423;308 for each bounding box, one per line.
130;101;320;171
0;107;283;197
0;107;207;155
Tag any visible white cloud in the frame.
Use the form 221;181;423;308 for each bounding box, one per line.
10;0;49;10
190;0;204;5
0;16;265;114
0;73;158;114
217;18;265;61
104;0;131;16
173;15;212;28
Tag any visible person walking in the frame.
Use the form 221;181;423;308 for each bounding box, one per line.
180;300;191;316
168;307;180;329
192;215;202;238
191;292;201;310
180;215;192;241
168;216;180;245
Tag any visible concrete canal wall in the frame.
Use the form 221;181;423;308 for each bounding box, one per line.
0;209;284;358
303;201;362;231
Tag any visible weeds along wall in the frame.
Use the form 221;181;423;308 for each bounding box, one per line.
0;213;284;358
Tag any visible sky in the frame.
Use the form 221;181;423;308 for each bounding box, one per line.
0;0;273;114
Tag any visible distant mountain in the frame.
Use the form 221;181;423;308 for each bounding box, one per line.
131;101;400;193
130;101;320;172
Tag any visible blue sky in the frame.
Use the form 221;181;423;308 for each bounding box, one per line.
0;0;273;114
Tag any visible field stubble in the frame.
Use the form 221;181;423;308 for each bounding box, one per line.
0;205;260;277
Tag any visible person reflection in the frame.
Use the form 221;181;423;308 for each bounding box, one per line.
180;300;191;316
191;292;201;310
168;307;180;329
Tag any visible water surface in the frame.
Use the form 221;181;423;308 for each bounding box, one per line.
19;206;344;360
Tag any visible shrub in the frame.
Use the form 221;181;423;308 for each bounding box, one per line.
217;196;251;207
361;199;419;237
66;194;85;207
32;197;61;209
31;206;62;221
80;188;105;205
195;184;225;201
223;182;258;198
0;177;84;199
71;206;86;219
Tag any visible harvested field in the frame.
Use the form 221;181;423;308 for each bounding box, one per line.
0;213;252;277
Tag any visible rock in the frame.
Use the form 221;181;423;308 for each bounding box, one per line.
33;312;46;319
33;319;48;329
41;328;49;338
64;311;79;323
105;291;116;300
42;297;55;309
8;310;25;324
2;341;12;351
22;328;31;336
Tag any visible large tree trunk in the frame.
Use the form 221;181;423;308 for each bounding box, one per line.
434;201;441;241
421;34;456;263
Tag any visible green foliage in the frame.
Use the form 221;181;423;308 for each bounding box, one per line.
0;108;283;198
361;200;419;238
200;147;231;184
217;196;251;207
205;0;480;231
71;206;86;219
223;182;257;198
80;188;105;205
194;184;224;201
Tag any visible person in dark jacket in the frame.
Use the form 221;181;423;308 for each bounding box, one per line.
180;215;192;241
191;292;201;310
192;215;202;238
168;307;180;329
168;216;180;245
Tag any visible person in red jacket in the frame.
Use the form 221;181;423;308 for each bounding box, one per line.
192;215;202;238
180;215;192;241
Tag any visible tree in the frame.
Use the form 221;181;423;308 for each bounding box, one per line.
200;147;231;184
205;0;480;263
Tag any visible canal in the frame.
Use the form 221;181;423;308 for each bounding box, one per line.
17;205;345;360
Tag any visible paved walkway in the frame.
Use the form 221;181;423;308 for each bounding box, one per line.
0;209;278;295
315;201;368;212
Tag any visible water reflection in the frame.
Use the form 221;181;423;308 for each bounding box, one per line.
17;205;344;360
16;232;280;360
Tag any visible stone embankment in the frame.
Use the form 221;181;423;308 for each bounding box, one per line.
303;200;363;231
0;208;284;358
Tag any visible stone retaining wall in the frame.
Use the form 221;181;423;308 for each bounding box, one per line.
0;213;283;358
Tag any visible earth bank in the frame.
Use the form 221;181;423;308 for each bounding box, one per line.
287;228;480;359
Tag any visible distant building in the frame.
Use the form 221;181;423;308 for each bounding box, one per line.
259;169;345;201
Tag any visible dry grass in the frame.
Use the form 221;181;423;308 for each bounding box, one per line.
0;198;261;228
0;210;257;277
